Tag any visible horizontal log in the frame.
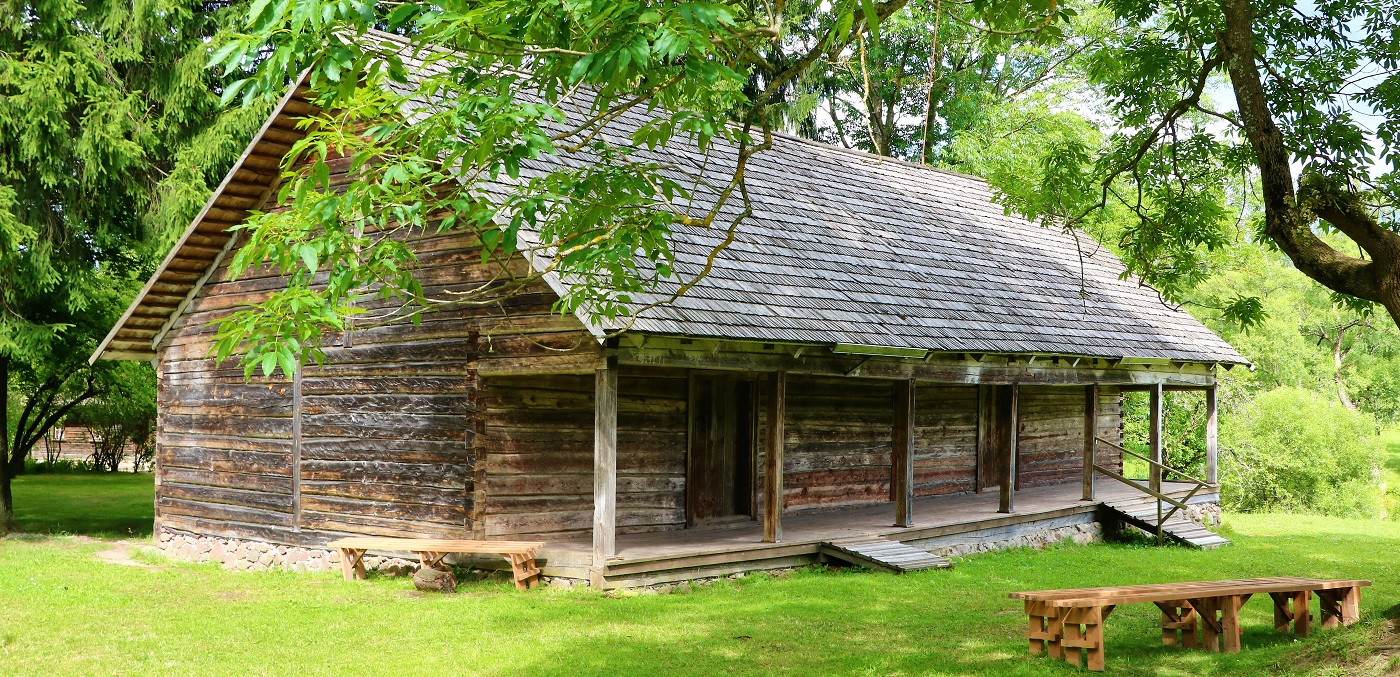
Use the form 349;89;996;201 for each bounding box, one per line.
300;459;471;489
158;446;291;474
161;467;294;494
158;498;295;527
299;494;465;526
160;482;293;511
299;479;467;507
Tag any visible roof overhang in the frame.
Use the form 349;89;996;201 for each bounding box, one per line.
89;73;319;364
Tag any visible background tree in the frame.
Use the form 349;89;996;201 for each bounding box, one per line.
0;0;264;531
984;0;1400;329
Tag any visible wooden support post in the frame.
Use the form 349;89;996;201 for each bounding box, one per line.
1187;597;1221;651
1083;384;1098;501
291;363;303;531
1149;383;1163;494
892;378;915;527
1206;385;1218;485
1270;593;1292;633
764;371;786;543
1341;586;1361;624
591;359;618;583
1293;590;1311;637
1220;595;1243;653
999;384;1019;513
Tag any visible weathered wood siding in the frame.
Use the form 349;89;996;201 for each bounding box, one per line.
1017;386;1123;488
913;385;979;496
476;367;686;539
154;163;598;545
782;376;893;510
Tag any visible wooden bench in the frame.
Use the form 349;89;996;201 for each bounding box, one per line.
1009;577;1370;671
329;538;545;591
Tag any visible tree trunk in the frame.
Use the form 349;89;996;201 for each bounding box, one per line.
1;356;15;533
1333;337;1356;409
1220;0;1400;325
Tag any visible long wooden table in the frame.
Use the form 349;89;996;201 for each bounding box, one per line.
329;538;545;591
1009;577;1370;671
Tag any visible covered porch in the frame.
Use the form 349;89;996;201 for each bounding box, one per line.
570;357;1223;587
539;479;1211;588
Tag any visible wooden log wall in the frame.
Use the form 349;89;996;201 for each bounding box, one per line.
1016;386;1123;488
476;367;687;540
782;376;893;510
154;155;599;546
913;385;979;496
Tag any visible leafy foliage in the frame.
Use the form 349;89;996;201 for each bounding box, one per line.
0;0;263;530
1220;387;1384;519
207;0;896;377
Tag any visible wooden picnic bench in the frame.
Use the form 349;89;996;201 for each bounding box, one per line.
329;538;545;591
1009;577;1370;671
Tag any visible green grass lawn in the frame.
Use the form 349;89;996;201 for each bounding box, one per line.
11;472;154;537
2;476;1398;675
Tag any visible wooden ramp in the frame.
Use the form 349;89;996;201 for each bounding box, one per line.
819;536;952;572
1101;497;1230;549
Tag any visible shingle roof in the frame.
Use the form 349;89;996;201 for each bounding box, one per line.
92;30;1247;366
486;74;1245;364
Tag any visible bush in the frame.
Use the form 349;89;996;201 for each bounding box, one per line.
1221;387;1384;518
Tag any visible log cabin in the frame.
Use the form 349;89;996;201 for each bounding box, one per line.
91;31;1247;587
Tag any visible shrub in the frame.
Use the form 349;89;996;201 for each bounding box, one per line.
1221;387;1384;518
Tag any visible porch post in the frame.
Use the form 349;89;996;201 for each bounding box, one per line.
591;358;618;583
999;384;1019;513
892;378;915;527
1083;384;1097;501
763;371;786;542
1149;382;1163;493
1206;384;1218;485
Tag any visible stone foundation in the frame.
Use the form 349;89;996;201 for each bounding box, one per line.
909;513;1105;558
1182;501;1223;528
155;528;420;575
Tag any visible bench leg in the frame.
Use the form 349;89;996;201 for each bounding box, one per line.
1025;601;1059;656
414;551;447;571
1319;590;1343;629
339;548;367;581
1341;586;1361;625
1061;606;1105;671
506;552;541;591
1157;600;1196;648
1294;590;1311;637
1220;595;1242;653
1085;616;1106;672
1190;598;1221;651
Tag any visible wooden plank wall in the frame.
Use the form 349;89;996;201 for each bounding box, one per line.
1017;385;1123;487
783;376;893;510
913;385;979;496
154;159;598;545
477;367;687;540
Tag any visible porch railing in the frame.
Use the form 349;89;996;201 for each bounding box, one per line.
1091;436;1211;545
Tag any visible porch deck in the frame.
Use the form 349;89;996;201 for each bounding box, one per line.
533;480;1211;587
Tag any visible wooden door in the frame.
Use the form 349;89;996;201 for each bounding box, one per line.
687;375;756;525
977;385;1017;491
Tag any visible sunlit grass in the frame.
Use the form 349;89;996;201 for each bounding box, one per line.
0;477;1396;675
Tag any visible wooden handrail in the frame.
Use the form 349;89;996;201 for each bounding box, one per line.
1095;437;1212;487
1092;464;1191;511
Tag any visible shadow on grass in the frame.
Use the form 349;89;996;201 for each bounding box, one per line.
12;472;154;538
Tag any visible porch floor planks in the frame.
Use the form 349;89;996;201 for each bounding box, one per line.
538;480;1206;572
